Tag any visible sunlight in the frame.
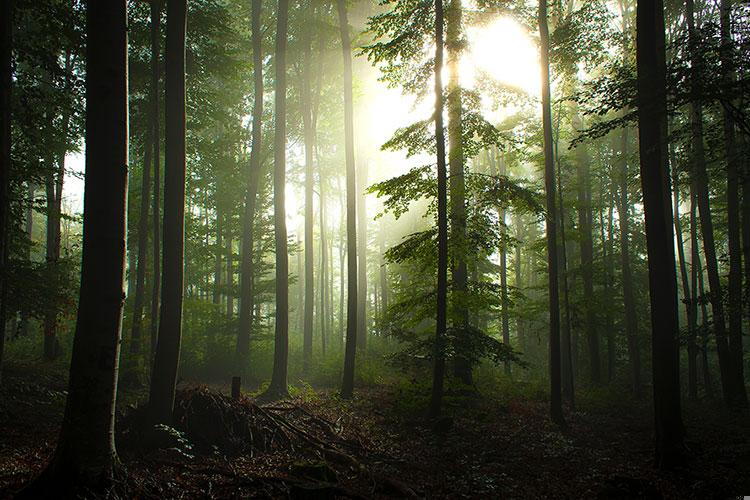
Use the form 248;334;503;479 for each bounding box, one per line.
463;16;540;97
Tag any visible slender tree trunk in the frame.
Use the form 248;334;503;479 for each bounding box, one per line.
32;2;128;488
447;0;471;385
213;209;222;305
340;0;358;398
686;0;736;408
130;138;153;358
319;183;328;356
688;185;699;400
226;231;233;317
695;243;713;398
149;0;162;367
618;126;641;396
556;141;574;405
302;13;314;373
672;164;694;398
149;0;187;424
539;0;564;427
514;215;524;353
635;0;685;467
429;0;448;418
574;115;599;384
603;174;616;382
43;46;71;361
0;0;11;384
237;0;262;365
357;160;368;352
719;0;747;408
266;0;290;398
379;220;388;325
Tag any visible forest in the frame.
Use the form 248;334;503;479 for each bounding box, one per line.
0;0;749;497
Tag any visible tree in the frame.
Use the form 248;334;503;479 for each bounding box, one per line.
340;0;359;399
635;0;684;468
149;0;187;424
539;0;564;427
28;0;128;490
446;0;470;386
301;3;314;373
237;0;263;368
718;0;747;409
429;0;448;418
149;0;163;365
129;2;161;359
265;0;290;399
0;0;11;385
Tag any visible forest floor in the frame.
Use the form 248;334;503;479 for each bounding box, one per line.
1;362;749;499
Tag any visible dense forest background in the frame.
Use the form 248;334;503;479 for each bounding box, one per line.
0;0;749;497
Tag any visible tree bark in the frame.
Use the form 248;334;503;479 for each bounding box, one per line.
635;0;685;467
686;0;736;408
429;0;448;418
34;1;128;488
447;0;471;386
149;0;162;367
237;0;263;366
340;0;359;399
357;160;368;352
574;115;599;384
149;0;187;424
0;0;11;384
719;0;747;408
539;0;564;427
266;0;290;399
301;12;314;373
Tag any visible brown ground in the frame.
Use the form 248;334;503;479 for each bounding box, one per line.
1;364;749;499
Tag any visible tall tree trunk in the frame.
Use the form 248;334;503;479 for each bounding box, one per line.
719;0;747;408
688;185;699;400
429;0;448;418
149;0;187;424
340;0;359;399
319;183;328;356
539;0;564;427
0;0;11;384
149;0;162;367
379;220;388;322
302;13;314;373
686;0;736;407
556;139;574;404
213;209;222;305
356;161;368;351
43;48;71;361
602;173;616;382
514;215;524;353
635;0;685;467
447;0;471;385
33;2;128;488
237;0;262;366
672;164;694;398
129;137;153;358
574;115;599;384
266;0;290;399
695;240;713;398
226;231;233;317
618;126;641;396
